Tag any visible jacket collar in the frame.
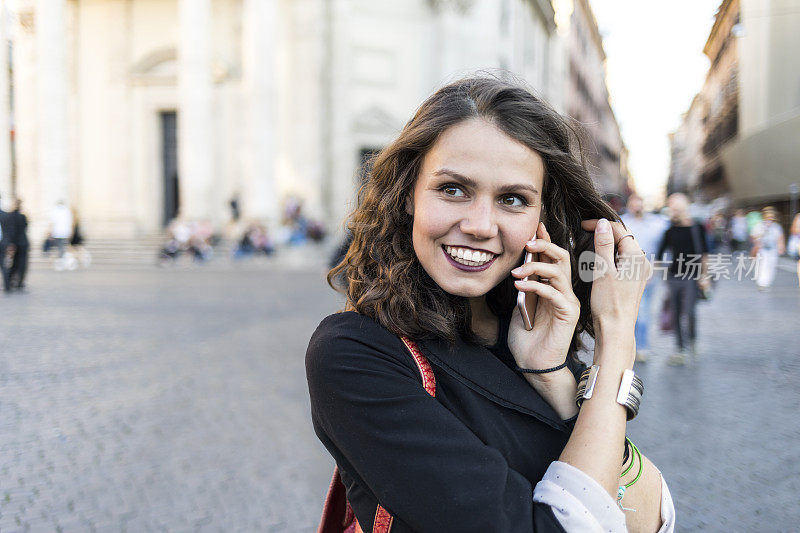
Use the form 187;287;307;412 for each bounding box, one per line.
417;335;572;433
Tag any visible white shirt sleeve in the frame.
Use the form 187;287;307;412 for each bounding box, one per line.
533;461;627;532
533;461;678;533
657;471;676;533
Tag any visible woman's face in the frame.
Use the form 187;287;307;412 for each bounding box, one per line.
408;118;544;298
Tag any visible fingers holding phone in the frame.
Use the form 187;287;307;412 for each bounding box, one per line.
513;223;579;328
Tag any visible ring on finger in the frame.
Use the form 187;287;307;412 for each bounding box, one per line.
615;234;635;247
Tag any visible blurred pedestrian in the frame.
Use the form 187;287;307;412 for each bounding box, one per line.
656;193;710;365
229;194;241;222
752;206;785;291
788;213;800;288
745;210;762;236
70;209;92;268
233;222;274;260
706;212;727;253
158;220;185;265
50;201;73;270
621;193;667;363
188;220;215;263
8;199;30;291
0;196;12;292
729;208;749;254
279;195;326;245
281;196;308;245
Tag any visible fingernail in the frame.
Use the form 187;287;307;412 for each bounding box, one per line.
597;218;611;233
527;238;536;246
511;267;522;275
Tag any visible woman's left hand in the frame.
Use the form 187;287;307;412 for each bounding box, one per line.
507;222;580;372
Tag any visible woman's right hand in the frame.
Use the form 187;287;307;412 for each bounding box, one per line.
580;218;650;355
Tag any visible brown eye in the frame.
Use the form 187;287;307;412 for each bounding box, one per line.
440;184;465;197
500;195;526;207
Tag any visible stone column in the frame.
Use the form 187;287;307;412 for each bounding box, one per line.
177;0;214;221
241;0;278;222
0;4;11;207
35;0;68;212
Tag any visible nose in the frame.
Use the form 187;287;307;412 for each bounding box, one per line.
459;198;498;239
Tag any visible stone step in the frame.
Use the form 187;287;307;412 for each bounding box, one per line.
28;235;164;265
27;238;337;270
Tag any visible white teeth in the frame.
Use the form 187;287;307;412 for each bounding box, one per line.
445;246;496;266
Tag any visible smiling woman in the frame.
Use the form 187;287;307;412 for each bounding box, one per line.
307;76;674;532
408;118;545;302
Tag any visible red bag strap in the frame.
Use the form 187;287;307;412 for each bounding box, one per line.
317;338;435;533
400;337;436;397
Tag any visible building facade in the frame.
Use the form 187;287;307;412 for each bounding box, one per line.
0;0;626;241
671;0;800;215
669;0;739;203
720;0;800;212
696;0;740;202
667;93;706;196
559;0;628;198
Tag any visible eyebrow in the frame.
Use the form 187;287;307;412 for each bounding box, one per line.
432;168;540;196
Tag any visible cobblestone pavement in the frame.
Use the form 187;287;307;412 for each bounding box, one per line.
624;263;800;532
1;265;344;532
1;261;798;532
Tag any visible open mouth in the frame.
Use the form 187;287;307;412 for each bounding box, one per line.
442;245;498;271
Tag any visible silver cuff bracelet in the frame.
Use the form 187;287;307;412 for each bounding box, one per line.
576;366;644;420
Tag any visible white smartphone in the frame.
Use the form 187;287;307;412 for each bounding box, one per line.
516;251;538;331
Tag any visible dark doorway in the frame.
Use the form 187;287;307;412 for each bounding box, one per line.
161;111;179;226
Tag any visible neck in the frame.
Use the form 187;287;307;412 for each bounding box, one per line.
469;296;497;342
469;295;489;320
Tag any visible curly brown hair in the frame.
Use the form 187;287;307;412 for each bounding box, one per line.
329;76;620;350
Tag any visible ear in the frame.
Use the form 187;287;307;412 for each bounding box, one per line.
405;194;414;216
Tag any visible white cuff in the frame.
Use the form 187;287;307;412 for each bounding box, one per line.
533;461;627;533
657;472;676;533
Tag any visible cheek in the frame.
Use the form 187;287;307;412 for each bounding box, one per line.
413;201;452;244
507;212;542;249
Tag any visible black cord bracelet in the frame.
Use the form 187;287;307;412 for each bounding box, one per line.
515;360;568;374
622;437;631;465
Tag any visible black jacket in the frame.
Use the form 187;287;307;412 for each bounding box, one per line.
9;211;29;247
656;222;708;278
306;311;586;533
0;209;11;246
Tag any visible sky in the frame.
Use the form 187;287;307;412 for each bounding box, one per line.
590;0;721;204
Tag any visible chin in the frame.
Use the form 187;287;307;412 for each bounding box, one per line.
437;277;500;299
443;286;486;298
